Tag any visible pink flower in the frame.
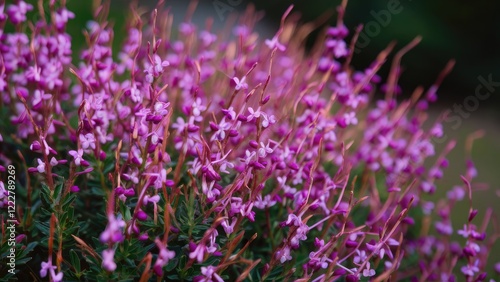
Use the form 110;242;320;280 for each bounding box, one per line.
26;66;42;82
290;224;309;248
240;150;255;165
265;36;286;51
276;246;292;263
0;182;7;204
285;214;301;226
144;54;169;83
260;113;276;128
100;214;126;244
146;102;170;124
258;141;273;158
102;249;117;272
142;195;160;206
254;195;277;209
54;7;75;29
69;149;86;166
246;107;261;121
461;260;479;277
495;262;500;274
222;218;236;235
221;107;236;120
362;263;376;277
200;31;217;46
457;224;470;238
153;238;175;276
343;112;358;125
435;221;453;236
7;1;33;24
189;243;206;263
232;76;248;91
198;266;223;282
36;158;45;173
40;258;63;282
353;250;367;265
80;133;96;150
0;4;5;22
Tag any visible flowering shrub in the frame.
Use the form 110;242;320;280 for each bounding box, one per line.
0;1;498;281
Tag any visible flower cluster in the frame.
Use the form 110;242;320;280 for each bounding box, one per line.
0;1;498;281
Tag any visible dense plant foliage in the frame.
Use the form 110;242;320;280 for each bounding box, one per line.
0;1;498;281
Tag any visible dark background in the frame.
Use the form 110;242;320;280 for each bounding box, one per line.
252;0;500;108
63;0;500;108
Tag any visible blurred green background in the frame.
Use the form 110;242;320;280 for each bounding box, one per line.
63;0;500;105
30;0;500;275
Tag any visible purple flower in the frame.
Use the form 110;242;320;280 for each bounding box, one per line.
246;107;261;122
80;133;96;150
144;54;169;82
221;218;236;235
290;224;309;248
142;195;160;206
0;4;6;22
353;249;367;265
254;194;277;209
276;245;292;263
447;186;465;200
69;149;86;166
258;141;273;158
362;263;376;277
284;214;301;227
463;241;480;257
240;150;256;166
265;36;286;51
435;221;453;236
6;1;33;24
153;238;175;276
100;214;126;244
200;30;217;46
326;39;348;58
461;260;479;277
36;158;45;173
189;243;207;263
343;112;358;126
146;102;170;124
260;113;276;128
54;8;75;29
0;182;7;207
495;262;500;274
102;249;117;272
232;76;248;91
198;266;223;282
327;25;349;38
457;224;470;238
40;258;63;282
26;66;42;83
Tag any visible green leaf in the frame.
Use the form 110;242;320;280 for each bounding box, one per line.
53;182;64;204
15;257;32;265
62;193;77;210
103;158;116;174
18;242;37;258
165;257;178;272
40;184;52;206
